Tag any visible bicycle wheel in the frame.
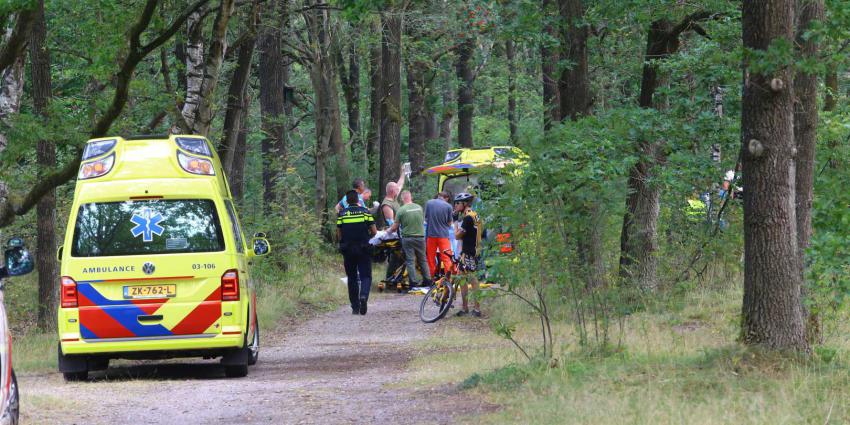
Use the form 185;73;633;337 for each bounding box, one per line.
419;278;455;323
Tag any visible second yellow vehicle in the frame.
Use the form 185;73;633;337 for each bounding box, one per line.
57;135;270;380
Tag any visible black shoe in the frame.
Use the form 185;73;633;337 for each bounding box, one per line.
359;298;368;315
471;310;482;318
456;310;469;317
352;306;359;315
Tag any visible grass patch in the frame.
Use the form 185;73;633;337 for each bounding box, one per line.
407;285;850;424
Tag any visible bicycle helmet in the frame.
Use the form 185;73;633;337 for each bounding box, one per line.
454;192;474;203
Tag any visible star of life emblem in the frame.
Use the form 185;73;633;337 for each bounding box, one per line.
130;208;165;242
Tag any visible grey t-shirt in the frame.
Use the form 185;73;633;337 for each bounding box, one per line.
425;199;453;238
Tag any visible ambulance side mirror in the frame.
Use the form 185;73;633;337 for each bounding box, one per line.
5;237;34;277
251;237;271;257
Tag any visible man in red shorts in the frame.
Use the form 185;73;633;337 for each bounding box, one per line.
424;191;454;278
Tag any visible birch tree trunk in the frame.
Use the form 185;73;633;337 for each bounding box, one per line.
187;0;236;136
180;10;206;131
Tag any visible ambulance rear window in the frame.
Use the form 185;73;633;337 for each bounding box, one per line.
71;199;225;257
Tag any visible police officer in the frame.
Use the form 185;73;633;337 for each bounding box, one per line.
337;190;378;315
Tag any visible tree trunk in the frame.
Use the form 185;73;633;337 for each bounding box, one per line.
740;0;808;351
187;0;236;136
506;40;517;144
425;107;439;141
305;5;346;224
180;10;206;131
541;0;560;131
220;4;258;176
230;104;249;201
824;66;838;112
557;0;604;289
793;0;824;345
367;18;381;182
259;0;289;212
379;12;402;199
558;0;590;121
618;19;680;290
456;37;474;148
439;81;454;151
407;62;427;186
339;41;361;174
31;0;58;332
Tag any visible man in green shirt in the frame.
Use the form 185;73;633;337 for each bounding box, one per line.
389;191;431;289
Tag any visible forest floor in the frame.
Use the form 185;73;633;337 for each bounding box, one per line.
18;292;497;424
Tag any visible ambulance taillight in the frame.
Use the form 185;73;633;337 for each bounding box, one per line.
221;270;240;301
60;277;78;308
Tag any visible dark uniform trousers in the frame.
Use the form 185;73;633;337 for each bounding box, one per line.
337;205;376;311
343;246;372;309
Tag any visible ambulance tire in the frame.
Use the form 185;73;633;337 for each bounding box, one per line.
247;316;259;366
58;344;88;382
7;370;19;425
224;364;248;378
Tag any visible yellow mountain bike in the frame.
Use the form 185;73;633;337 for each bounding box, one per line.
419;251;461;323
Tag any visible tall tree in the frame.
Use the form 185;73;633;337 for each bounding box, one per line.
456;35;474;148
31;0;57;331
367;17;382;182
439;80;454;151
740;0;808;351
180;9;207;130
184;0;236;136
221;1;259;188
557;0;605;289
541;0;559;131
338;35;362;175
506;39;517;143
407;61;427;182
379;10;402;199
259;0;290;212
301;2;348;222
618;12;713;290
793;0;824;344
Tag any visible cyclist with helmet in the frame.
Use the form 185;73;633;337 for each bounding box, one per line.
453;192;482;317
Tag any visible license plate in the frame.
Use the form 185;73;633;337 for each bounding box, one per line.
123;284;176;299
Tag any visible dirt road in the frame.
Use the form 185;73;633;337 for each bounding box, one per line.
19;293;494;424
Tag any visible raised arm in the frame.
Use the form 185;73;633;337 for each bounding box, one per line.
397;163;406;191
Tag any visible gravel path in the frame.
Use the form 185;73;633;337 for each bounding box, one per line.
19;293;494;424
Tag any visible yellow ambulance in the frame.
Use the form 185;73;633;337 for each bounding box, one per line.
57;135;269;380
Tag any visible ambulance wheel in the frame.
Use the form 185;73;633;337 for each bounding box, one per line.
63;371;88;382
225;365;248;378
247;317;259;366
7;370;18;425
